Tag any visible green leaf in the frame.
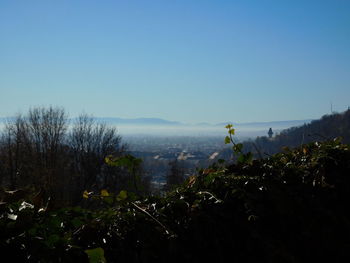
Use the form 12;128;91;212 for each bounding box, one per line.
225;124;233;129
237;152;253;164
71;218;84;228
245;152;253;163
224;136;231;144
233;143;243;153
203;172;221;186
237;154;245;164
103;196;114;205
46;234;60;248
117;190;128;201
100;189;109;197
228;128;235;135
104;155;116;166
127;191;138;201
106;155;142;173
85;247;106;263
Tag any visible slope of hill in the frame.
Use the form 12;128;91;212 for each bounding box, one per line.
248;109;350;155
216;119;313;128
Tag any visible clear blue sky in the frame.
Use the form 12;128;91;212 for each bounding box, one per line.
0;0;349;123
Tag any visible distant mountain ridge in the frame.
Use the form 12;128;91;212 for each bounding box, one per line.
215;119;313;128
93;117;313;128
0;116;313;128
93;117;181;126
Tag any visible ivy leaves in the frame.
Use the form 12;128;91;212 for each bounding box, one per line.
105;154;142;173
224;124;253;164
85;247;106;263
1;132;350;262
224;124;235;145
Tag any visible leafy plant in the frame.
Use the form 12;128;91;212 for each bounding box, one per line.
225;124;253;164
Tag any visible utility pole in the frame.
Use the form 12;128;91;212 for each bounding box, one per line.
330;102;333;114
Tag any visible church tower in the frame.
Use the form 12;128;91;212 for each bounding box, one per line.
268;128;273;138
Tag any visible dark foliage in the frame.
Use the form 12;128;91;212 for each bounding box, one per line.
1;139;350;262
163;159;186;192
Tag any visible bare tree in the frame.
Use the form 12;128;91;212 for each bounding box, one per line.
25;107;68;200
0;115;33;188
0;107;68;204
68;114;126;203
0;107;151;206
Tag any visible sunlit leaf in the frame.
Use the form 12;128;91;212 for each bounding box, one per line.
187;176;196;187
19;201;34;211
83;190;89;199
228;128;235;135
202;168;215;175
100;189;109;197
224;136;231;144
7;213;17;220
117;190;128;201
85;247;106;263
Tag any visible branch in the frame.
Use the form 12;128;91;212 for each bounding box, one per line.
131;202;171;235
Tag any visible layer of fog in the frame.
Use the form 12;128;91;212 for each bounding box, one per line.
0;120;312;140
114;124;294;139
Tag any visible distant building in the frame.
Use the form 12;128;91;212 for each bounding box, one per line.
268;128;273;138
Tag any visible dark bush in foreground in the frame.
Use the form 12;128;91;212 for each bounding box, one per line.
1;139;350;262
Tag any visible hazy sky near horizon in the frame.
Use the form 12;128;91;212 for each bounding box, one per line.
0;0;349;123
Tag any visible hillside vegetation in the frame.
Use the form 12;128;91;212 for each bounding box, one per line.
248;109;350;156
1;137;350;262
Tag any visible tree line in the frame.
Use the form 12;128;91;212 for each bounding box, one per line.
0;107;151;207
